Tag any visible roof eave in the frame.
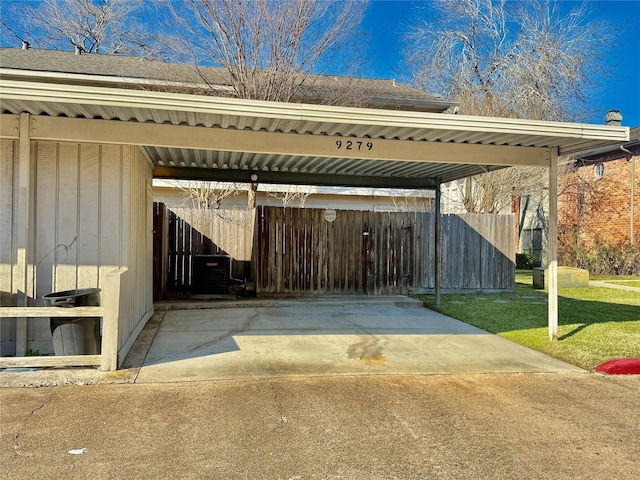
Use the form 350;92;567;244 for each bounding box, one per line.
367;96;457;113
0;76;630;157
0;66;453;113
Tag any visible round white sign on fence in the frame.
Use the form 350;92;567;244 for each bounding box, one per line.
324;209;337;222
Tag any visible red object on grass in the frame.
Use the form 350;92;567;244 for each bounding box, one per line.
595;358;640;375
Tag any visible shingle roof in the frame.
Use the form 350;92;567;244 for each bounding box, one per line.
0;47;454;112
1;47;183;80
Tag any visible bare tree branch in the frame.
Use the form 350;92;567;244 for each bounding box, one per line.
1;0;158;57
266;186;311;208
405;0;614;122
163;0;368;102
174;180;244;211
406;0;616;216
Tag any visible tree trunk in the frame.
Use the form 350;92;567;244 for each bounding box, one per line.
247;183;258;210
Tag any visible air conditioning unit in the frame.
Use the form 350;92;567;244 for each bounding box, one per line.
192;255;231;294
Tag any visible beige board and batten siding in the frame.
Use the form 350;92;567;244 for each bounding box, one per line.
0;139;18;355
120;145;154;358
0;139;153;358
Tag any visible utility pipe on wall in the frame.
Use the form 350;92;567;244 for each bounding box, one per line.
633;156;636;245
621;146;635;244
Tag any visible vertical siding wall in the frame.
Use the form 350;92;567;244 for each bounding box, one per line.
0;140;18;354
121;145;154;355
0;139;153;356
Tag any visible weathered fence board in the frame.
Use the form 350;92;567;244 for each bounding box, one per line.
154;204;255;295
255;207;514;295
153;202;168;300
154;203;514;298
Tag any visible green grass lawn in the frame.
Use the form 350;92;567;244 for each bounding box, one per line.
418;277;640;370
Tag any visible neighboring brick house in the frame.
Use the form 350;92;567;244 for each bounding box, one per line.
558;117;639;250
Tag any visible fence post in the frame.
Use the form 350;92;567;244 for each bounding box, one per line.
100;268;126;371
435;181;442;305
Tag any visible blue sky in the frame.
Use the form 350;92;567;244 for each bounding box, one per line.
360;0;640;127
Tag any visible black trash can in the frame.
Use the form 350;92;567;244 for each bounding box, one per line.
44;288;101;355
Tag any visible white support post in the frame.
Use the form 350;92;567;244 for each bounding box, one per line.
435;181;442;305
548;149;559;340
100;268;127;371
15;113;32;356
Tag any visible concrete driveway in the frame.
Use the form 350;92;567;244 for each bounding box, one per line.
3;374;639;479
129;297;583;383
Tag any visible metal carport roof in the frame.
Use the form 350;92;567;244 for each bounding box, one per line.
0;77;628;189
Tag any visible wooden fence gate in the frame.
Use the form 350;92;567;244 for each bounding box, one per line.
254;206;435;295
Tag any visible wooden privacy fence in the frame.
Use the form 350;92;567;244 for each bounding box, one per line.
153;204;515;298
255;207;433;295
153;203;254;299
439;213;515;290
255;207;515;295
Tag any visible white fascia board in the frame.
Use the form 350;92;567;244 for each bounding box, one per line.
0;76;629;144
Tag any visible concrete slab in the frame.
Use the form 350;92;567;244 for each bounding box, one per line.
533;266;590;289
135;299;584;383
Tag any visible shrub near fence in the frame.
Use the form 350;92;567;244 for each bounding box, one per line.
516;253;539;269
560;234;640;275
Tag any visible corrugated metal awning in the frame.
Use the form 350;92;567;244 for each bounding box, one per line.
0;77;629;188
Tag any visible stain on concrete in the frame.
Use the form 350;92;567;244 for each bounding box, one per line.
347;336;387;365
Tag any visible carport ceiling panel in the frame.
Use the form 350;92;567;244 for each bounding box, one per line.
146;145;500;184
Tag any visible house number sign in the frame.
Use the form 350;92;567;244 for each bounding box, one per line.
335;140;374;151
324;209;337;222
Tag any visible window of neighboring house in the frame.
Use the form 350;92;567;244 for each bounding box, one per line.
594;162;605;179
